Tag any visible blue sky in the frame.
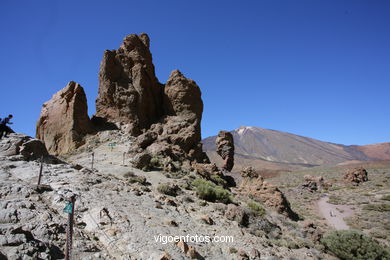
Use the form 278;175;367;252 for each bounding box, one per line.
0;0;389;145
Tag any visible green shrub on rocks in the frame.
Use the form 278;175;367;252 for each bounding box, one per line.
157;183;180;197
191;178;232;204
247;200;266;217
321;230;389;260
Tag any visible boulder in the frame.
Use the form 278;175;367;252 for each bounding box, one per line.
301;175;331;192
215;130;234;171
36;81;93;155
131;152;152;170
19;139;48;160
224;204;249;227
238;167;299;220
0;133;48;160
95;33;163;135
343;167;368;185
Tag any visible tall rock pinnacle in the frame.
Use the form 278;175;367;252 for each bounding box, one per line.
36;81;93;155
95;33;163;135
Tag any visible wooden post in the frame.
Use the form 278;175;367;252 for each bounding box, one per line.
91;152;94;171
65;195;76;260
37;155;44;185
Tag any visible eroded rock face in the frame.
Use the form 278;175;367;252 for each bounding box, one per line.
36;81;93;155
127;69;208;168
215;130;234;171
95;33;163;135
95;34;208;168
344;167;368;185
239;167;299;220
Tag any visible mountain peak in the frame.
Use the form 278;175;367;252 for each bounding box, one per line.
203;126;388;171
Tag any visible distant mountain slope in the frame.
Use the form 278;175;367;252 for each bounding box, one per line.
202;126;385;171
351;142;390;160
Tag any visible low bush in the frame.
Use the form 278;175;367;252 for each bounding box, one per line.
321;230;389;260
124;172;148;185
247;200;266;217
157;183;180;196
381;195;390;201
363;203;390;212
191;178;232;204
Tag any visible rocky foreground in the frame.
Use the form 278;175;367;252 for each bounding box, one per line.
0;132;335;260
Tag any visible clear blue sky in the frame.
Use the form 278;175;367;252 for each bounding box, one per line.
0;0;389;145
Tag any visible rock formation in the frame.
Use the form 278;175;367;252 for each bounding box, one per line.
36;33;208;167
95;33;163;135
238;167;299;220
36;81;93;155
215;130;234;171
344;167;368;185
127;69;209;169
0;133;48;160
301;175;331;192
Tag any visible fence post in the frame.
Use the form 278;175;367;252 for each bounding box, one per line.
37;155;44;185
65;195;76;260
91;152;94;171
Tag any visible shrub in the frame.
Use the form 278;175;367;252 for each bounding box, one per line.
123;171;136;178
124;172;148;185
363;203;390;212
157;183;179;196
150;156;162;168
191;178;232;204
321;230;389;260
247;201;266;217
128;176;147;185
381;195;390;201
209;174;227;187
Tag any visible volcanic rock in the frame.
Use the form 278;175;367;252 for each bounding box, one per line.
239;167;298;220
94;33;208;168
215;130;234;171
343;167;368;185
0;133;48;160
301;175;331;192
95;33;163;135
129;70;208;168
36;81;93;155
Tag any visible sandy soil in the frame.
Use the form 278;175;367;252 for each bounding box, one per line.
317;196;355;230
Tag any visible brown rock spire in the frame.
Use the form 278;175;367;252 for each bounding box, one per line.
36;81;93;155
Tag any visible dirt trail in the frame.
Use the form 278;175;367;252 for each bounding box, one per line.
317;196;354;230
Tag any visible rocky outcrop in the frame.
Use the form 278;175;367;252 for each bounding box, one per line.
0;133;48;160
94;33;208;168
301;175;331;192
238;167;299;220
37;34;208;167
215;130;234;171
95;33;163;135
36;81;93;155
344;167;368;185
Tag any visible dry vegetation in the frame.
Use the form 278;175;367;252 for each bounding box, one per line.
268;163;390;248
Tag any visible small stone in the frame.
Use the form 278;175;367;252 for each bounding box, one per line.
165;220;178;227
157;252;174;260
201;215;214;225
250;248;261;259
237;249;250;260
187;245;200;259
165;198;177;207
176;240;189;254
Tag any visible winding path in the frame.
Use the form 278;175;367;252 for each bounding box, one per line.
317;196;354;230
